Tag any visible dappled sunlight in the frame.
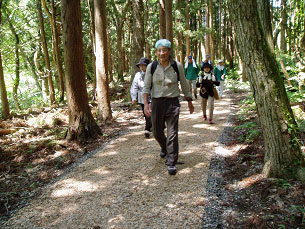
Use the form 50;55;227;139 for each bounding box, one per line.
215;145;235;157
108;214;125;224
194;162;208;169
178;130;197;137
179;167;193;174
226;174;265;190
98;150;118;157
192;123;220;131
51;179;99;197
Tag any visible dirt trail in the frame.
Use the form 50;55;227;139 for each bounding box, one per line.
5;95;231;229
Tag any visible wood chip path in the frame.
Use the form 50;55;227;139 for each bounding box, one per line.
5;95;231;229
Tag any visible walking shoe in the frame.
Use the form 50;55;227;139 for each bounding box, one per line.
203;115;207;121
167;166;177;175
160;149;166;158
144;130;150;138
208;120;215;124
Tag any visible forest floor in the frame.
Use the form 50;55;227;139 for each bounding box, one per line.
0;86;304;228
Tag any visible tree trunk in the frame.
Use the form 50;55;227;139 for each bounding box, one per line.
87;0;96;88
0;50;9;119
228;0;304;179
222;5;227;63
130;0;144;82
205;5;210;55
165;0;173;46
209;0;215;62
185;0;190;57
280;0;287;53
107;31;113;82
95;0;112;121
51;0;65;102
34;45;49;102
159;0;166;39
38;2;55;104
61;0;101;142
6;11;21;110
228;21;234;69
219;0;222;59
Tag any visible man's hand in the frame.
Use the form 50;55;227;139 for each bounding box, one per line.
132;100;137;106
144;104;152;117
188;101;194;114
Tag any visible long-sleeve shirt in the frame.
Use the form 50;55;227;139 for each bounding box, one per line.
214;65;226;81
130;71;146;104
142;61;191;99
184;62;199;80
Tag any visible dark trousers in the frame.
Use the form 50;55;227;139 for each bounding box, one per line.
151;97;180;166
140;104;152;131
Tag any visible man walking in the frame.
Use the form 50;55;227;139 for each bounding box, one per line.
142;39;194;175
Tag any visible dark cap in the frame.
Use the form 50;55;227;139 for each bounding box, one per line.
136;57;150;68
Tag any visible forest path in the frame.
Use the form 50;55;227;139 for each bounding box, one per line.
5;94;231;229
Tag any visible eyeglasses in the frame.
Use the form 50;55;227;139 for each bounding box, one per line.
157;48;170;54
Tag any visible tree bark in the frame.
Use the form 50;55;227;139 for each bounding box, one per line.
51;0;65;102
95;0;112;121
0;50;9;119
280;0;287;53
185;0;190;57
159;0;166;39
34;45;49;102
164;0;173;46
38;2;55;104
110;0;130;82
228;0;304;179
6;10;21;110
61;0;101;142
208;0;215;62
87;0;97;92
205;5;210;55
130;0;144;81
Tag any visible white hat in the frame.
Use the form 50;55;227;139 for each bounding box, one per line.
217;59;223;64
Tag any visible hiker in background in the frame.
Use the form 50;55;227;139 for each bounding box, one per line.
142;39;194;175
184;55;200;99
130;57;152;138
201;54;214;72
214;59;226;98
196;62;220;124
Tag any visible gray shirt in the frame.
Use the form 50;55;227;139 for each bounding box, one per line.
142;61;191;99
130;71;145;104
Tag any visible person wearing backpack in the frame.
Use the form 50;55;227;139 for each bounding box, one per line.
184;55;200;99
130;57;152;138
142;39;194;175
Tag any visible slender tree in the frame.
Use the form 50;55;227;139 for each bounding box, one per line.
110;0;130;82
61;0;101;142
0;50;9;119
186;0;190;57
95;0;112;121
280;0;287;53
159;0;166;38
164;0;173;45
228;0;304;179
5;9;21;110
130;0;144;81
38;1;55;104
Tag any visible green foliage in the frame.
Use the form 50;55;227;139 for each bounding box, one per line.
275;179;292;190
233;121;261;143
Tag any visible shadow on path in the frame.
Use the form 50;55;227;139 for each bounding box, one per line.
5;95;232;229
